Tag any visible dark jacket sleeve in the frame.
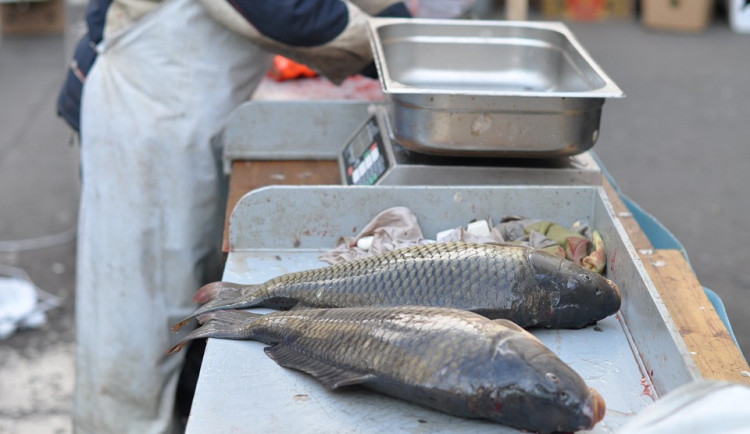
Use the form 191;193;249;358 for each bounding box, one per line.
227;0;409;47
56;35;96;132
225;0;410;79
56;0;112;132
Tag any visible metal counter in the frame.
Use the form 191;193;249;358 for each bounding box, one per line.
187;185;699;434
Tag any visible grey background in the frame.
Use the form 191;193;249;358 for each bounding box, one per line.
0;4;747;432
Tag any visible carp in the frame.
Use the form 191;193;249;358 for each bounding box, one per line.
169;306;606;433
174;242;621;331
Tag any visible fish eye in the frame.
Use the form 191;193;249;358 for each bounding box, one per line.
583;274;592;281
546;372;559;383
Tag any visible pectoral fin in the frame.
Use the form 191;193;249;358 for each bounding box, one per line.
492;318;543;344
264;344;375;390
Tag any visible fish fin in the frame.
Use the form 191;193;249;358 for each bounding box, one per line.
171;317;193;333
167;310;261;354
193;281;239;303
172;282;260;332
492;319;544;344
491;318;527;333
196;309;262;326
484;240;529;248
264;344;375;390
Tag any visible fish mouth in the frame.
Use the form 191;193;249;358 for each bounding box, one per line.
606;278;622;300
581;387;606;429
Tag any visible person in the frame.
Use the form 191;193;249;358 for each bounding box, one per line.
56;1;411;432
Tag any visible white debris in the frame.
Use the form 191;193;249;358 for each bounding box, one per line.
0;265;60;340
435;228;458;243
466;220;491;237
0;277;39;339
356;236;374;251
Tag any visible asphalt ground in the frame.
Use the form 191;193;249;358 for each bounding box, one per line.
0;8;748;434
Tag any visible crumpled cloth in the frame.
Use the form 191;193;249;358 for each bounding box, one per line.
319;207;430;264
319;207;607;274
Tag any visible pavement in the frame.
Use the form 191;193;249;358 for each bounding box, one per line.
0;5;748;434
0;26;78;434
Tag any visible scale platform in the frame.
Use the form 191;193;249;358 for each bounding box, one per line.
338;106;602;186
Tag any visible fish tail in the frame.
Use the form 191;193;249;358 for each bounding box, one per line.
168;310;262;355
171;282;261;332
193;281;243;304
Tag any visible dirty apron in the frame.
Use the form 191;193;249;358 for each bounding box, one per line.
74;0;272;432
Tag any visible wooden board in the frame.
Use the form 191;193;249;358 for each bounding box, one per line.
224;160;340;253
602;179;653;251
641;249;750;384
603;179;750;384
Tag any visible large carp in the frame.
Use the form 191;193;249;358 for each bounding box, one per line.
169;306;606;433
174;242;621;331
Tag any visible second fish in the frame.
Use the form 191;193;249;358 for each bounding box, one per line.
174;242;621;331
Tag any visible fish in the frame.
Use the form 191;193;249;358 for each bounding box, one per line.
174;242;621;331
168;306;606;433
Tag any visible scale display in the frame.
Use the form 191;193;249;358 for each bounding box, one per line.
340;114;390;185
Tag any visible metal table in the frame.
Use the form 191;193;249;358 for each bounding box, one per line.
188;100;749;434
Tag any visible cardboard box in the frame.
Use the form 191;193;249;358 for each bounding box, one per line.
541;0;635;21
1;0;65;36
642;0;714;32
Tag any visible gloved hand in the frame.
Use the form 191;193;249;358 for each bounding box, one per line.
355;0;412;79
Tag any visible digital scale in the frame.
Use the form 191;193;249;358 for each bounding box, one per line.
338;106;602;187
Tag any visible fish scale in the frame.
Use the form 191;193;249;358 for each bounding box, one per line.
169;306;606;433
175;242;621;331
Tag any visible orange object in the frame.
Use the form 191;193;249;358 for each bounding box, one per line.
565;0;607;20
267;56;318;81
541;0;634;21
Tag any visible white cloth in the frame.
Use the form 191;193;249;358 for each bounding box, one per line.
74;0;273;432
618;380;750;434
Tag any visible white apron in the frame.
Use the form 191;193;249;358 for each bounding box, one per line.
74;0;272;432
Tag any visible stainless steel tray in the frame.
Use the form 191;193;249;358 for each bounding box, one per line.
188;186;698;434
367;19;624;157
